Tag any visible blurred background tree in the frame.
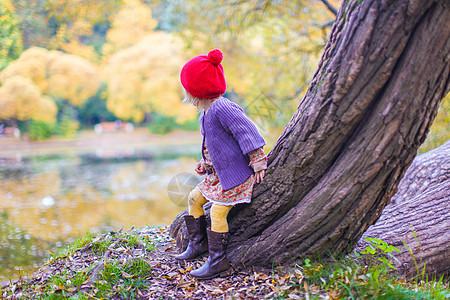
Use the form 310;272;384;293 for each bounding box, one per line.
0;75;57;123
419;93;450;153
0;0;23;71
104;32;196;123
102;0;157;57
101;0;198;129
42;0;124;61
9;0;53;49
0;47;100;104
10;0;123;62
46;51;100;106
0;47;100;138
0;47;48;91
77;83;116;127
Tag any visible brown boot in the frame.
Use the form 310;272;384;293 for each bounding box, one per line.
190;229;230;280
175;215;208;261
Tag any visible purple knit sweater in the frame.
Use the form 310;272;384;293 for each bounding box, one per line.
199;97;266;190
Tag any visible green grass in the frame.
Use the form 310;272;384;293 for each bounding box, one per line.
48;232;97;260
48;230;155;262
286;259;448;299
29;230;156;299
273;239;450;299
95;258;152;299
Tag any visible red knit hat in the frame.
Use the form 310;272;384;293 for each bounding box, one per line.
180;49;226;99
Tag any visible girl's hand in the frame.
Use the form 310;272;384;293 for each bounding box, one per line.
254;169;265;183
195;160;206;175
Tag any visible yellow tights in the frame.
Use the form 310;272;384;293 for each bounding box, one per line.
188;188;232;233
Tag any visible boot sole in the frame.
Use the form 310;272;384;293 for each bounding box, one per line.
175;251;208;262
191;268;232;280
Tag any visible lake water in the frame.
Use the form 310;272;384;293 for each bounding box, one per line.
0;141;201;282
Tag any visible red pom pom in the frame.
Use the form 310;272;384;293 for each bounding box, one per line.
208;49;223;65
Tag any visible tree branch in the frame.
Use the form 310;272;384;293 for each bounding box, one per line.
320;0;338;16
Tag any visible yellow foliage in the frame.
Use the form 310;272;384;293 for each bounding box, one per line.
68;19;93;36
60;39;99;63
46;0;123;23
48;22;69;50
420;93;450;153
0;88;15;119
102;0;157;56
0;0;22;70
47;51;100;106
0;47;48;91
0;75;57;123
0;47;100;107
105;32;197;122
0;76;41;120
33;96;58;124
1;0;13;10
47;20;100;63
53;20;99;62
45;0;124;52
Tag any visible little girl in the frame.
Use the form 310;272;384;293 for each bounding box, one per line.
176;49;267;280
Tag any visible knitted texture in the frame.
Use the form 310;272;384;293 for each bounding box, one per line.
180;49;226;99
200;97;266;190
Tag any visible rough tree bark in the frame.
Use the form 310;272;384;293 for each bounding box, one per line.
170;0;450;273
356;141;450;277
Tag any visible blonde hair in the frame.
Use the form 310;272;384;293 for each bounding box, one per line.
182;90;220;108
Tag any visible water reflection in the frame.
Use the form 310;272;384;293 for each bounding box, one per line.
0;148;200;282
0;211;54;282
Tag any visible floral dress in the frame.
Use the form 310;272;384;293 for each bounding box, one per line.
197;147;266;206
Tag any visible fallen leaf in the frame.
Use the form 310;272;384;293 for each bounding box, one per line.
179;266;192;274
176;281;191;288
121;271;133;278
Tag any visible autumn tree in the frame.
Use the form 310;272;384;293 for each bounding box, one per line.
0;47;100;137
0;75;57;124
9;0;52;49
170;0;450;277
0;0;23;71
104;33;197;123
48;0;124;62
1;47;100;107
46;52;101;106
102;0;157;57
11;0;124;62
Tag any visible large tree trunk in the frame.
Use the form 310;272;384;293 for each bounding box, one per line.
170;0;450;272
356;141;450;277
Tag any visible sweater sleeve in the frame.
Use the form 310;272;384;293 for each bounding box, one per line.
248;147;267;172
217;99;266;154
199;110;205;135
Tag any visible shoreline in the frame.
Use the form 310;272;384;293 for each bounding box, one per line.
0;129;202;159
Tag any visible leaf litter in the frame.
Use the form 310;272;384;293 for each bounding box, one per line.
1;226;325;299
